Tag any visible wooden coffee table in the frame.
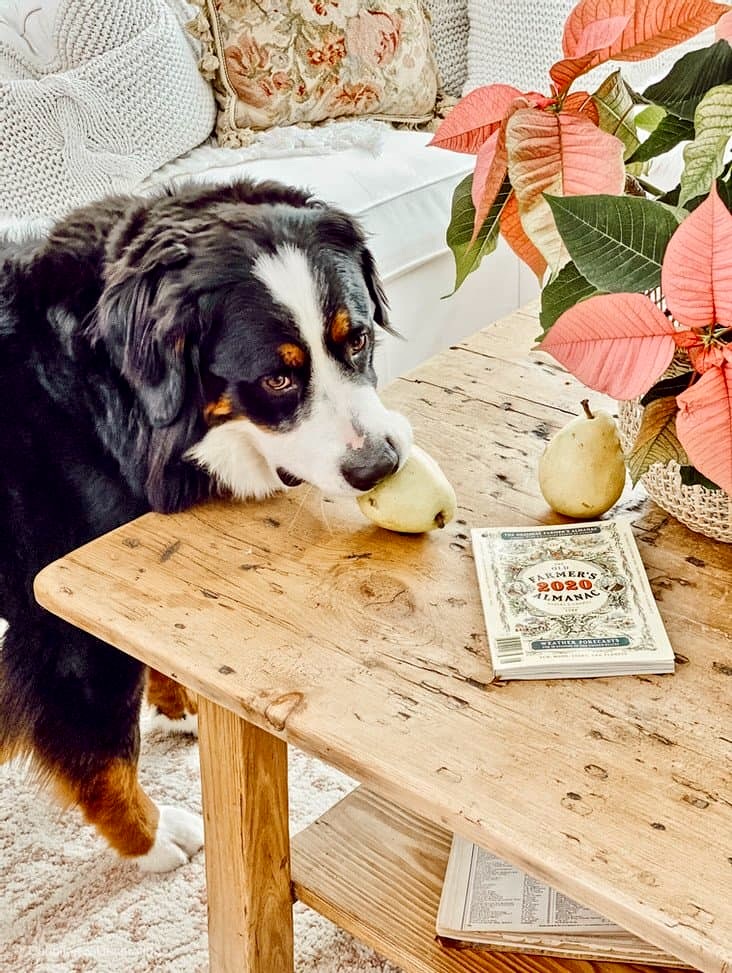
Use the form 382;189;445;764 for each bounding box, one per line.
34;305;731;973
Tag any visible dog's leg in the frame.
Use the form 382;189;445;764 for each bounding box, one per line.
2;615;204;872
146;669;199;737
52;756;203;872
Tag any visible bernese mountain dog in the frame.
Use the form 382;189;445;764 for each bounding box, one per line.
0;179;412;871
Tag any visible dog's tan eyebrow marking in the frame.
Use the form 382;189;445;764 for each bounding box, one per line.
329;308;351;344
278;343;306;368
203;394;236;426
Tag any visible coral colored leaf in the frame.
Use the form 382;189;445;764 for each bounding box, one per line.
662;184;732;327
429;84;523;154
505;108;626;269
499;192;548;282
471;130;499;211
539;292;677;399
572;14;634;56
673;330;704;349
688;342;728;372
627;396;689;484
679;84;732;206
550;15;631;91
718;9;732;38
563;91;600;123
554;0;729;91
676;361;732;494
551;52;605;93
471;123;509;243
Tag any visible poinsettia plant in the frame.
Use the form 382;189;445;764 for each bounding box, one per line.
431;0;732;496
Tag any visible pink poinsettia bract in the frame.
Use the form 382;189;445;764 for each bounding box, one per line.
540;186;732;493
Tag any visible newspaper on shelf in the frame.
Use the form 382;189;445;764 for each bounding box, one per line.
436;835;689;966
471;518;675;679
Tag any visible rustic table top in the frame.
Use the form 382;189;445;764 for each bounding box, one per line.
35;304;731;973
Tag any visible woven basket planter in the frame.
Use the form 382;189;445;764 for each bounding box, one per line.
617;396;732;544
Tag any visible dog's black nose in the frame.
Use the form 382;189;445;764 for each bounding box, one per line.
341;437;400;492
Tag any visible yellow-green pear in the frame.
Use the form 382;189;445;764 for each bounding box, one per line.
357;444;457;533
538;400;627;519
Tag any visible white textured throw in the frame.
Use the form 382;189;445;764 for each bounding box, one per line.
465;0;718;95
0;0;215;220
424;0;469;98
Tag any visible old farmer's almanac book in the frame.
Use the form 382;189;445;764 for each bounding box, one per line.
436;835;688;966
471;519;674;679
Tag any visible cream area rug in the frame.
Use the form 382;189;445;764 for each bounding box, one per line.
0;706;403;973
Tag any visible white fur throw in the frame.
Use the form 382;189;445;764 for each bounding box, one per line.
0;0;215;220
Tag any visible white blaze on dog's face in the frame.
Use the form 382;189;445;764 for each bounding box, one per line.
186;243;412;499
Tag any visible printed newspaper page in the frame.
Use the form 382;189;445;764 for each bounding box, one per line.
439;835;620;936
436;836;689;966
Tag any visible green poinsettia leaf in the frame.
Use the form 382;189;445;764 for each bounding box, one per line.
626;112;695;164
643;39;732;121
634;104;667;132
627;396;689;485
679;84;732;206
538;261;599;337
640;371;694;406
679;466;722;490
446;174;511;295
592;70;640;159
545;194;684;293
718;175;732;211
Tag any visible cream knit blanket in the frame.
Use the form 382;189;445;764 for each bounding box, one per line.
0;0;216;220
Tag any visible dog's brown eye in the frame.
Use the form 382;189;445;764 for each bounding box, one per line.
262;374;293;393
348;332;369;354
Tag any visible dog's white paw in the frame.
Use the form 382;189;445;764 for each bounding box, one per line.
149;709;199;738
137;805;204;872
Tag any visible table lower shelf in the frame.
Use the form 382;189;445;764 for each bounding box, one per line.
290;787;686;973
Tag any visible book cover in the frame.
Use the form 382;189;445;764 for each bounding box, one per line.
471;519;675;679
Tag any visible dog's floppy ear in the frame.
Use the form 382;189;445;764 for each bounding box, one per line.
97;234;195;428
360;244;395;335
310;203;395;335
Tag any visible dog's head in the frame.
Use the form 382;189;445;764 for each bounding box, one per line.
96;181;412;511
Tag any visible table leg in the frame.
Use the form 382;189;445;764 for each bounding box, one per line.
198;696;294;973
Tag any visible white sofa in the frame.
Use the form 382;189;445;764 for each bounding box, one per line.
0;0;541;387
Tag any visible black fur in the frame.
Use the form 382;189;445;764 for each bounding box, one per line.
0;179;390;798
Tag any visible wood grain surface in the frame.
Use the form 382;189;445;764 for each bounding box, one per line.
292;787;688;972
35;305;732;973
198;697;293;972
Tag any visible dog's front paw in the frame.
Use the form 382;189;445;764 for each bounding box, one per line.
137;805;204;872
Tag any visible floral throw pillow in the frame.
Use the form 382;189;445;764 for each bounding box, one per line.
191;0;439;145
